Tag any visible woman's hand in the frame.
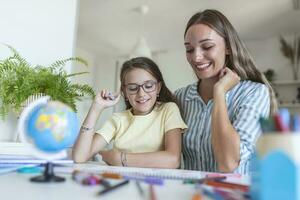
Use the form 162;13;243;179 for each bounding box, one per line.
99;149;122;166
93;89;121;109
214;67;240;94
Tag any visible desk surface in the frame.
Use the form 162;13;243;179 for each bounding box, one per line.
0;163;250;200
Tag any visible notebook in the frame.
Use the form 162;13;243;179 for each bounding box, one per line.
57;163;206;180
0;154;73;164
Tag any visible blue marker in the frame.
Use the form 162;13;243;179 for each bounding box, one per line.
107;92;116;100
123;175;164;185
292;114;300;132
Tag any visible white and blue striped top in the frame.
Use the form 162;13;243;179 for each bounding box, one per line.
175;80;270;174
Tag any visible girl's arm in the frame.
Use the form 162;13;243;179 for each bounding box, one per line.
72;90;120;163
100;128;182;168
211;67;241;173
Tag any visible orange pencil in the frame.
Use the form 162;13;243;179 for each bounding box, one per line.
102;172;122;179
192;192;202;200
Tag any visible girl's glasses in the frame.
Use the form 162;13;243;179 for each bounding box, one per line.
124;80;158;95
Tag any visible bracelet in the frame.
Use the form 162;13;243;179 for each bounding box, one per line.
81;125;94;132
120;152;127;167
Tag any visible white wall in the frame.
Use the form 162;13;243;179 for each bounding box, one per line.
72;47;96;126
93;55;121;129
0;0;79;69
74;47;124;130
245;36;295;80
155;50;196;92
0;0;79;141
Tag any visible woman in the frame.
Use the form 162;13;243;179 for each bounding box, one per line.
175;9;277;174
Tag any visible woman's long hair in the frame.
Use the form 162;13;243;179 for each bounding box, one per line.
184;9;277;115
120;57;177;109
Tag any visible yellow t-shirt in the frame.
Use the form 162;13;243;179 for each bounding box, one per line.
96;102;187;153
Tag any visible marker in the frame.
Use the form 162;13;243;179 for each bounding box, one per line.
123;175;164;185
206;173;241;178
274;114;288;132
107;92;116;100
292;114;300;132
82;175;101;186
278;108;290;131
183;176;226;184
204;180;249;192
202;187;224;200
259;117;275;133
98;180;129;195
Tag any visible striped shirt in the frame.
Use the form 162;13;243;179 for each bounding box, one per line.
175;80;270;174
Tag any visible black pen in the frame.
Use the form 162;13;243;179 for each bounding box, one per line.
135;181;145;197
184;176;227;184
98;180;129;195
198;176;227;183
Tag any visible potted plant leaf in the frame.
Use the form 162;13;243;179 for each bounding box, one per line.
0;45;95;119
279;35;300;80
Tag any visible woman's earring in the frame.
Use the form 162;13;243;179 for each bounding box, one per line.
157;94;159;97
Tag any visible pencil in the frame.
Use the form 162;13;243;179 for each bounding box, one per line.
149;185;157;200
98;180;129;195
204;180;249;192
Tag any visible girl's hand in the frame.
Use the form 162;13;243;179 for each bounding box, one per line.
99;149;121;166
93;89;121;109
214;67;240;93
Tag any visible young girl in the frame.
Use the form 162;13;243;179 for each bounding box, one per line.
72;57;187;168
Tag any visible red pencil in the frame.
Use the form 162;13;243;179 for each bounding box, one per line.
204;180;249;192
274;114;289;132
149;185;157;200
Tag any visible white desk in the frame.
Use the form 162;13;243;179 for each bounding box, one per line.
0;163;250;200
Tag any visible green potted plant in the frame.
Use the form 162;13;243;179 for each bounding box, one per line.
279;35;300;80
0;45;95;119
263;69;276;82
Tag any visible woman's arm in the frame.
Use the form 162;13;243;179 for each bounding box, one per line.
212;68;241;173
100;128;182;168
72;90;120;163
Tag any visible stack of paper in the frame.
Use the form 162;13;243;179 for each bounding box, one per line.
0;142;73;175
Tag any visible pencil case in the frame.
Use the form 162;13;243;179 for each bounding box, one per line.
251;133;300;200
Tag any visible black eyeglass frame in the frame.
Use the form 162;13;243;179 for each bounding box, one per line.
123;80;159;95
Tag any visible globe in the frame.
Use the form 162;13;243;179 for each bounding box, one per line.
26;100;79;153
18;96;80;182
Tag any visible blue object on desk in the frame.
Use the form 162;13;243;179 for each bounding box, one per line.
251;150;299;200
17;166;42;174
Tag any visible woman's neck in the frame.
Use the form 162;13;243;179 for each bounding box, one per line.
198;77;219;104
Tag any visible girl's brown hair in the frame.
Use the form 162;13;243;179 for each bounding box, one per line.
120;57;176;109
184;9;277;115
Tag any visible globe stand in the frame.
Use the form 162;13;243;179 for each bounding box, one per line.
30;162;65;183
